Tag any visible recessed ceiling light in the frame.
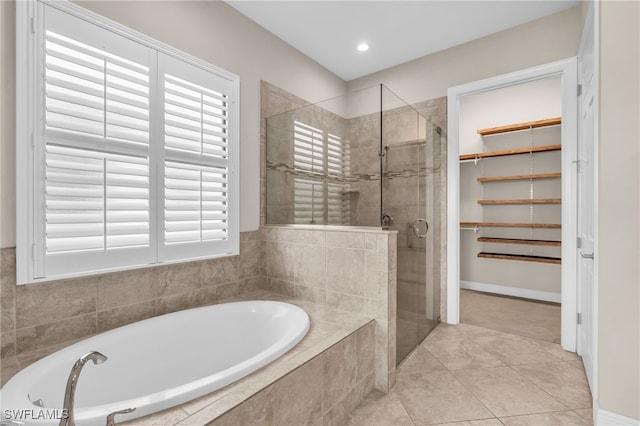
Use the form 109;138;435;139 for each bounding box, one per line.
357;43;369;52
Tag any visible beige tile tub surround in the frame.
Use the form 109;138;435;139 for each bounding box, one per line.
117;290;375;426
1;226;383;425
0;230;265;386
262;225;398;393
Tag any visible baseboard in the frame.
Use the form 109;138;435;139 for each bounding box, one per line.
597;405;640;426
460;280;561;303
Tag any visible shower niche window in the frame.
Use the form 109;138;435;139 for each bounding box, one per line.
265;84;444;364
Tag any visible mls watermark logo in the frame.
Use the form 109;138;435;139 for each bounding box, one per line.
3;409;69;421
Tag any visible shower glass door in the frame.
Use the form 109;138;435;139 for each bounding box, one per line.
381;86;441;364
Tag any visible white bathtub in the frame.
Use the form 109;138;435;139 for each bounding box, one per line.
1;300;310;425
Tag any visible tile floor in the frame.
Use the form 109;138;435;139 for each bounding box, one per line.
347;293;593;426
460;290;561;343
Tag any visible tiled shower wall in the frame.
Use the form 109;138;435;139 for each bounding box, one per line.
261;81;448;321
0;230;265;385
347;112;382;227
261;226;398;392
261;81;384;228
261;81;311;227
265;94;349;225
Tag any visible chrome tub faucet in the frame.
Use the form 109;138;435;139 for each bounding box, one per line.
59;351;107;426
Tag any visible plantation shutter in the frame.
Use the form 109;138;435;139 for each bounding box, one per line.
158;53;238;261
18;2;240;283
38;6;153;277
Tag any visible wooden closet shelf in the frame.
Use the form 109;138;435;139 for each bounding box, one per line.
459;144;561;161
478;198;561;205
477;117;562;136
460;221;561;229
478;252;561;264
478;237;561;247
478;172;561;182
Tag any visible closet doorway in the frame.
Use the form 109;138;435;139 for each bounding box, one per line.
458;78;563;342
446;59;578;352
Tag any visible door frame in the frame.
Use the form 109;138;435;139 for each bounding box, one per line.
577;0;599;407
446;58;579;352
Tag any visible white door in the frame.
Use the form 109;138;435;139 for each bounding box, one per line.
577;4;596;390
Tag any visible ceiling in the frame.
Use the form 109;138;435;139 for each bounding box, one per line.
226;1;579;81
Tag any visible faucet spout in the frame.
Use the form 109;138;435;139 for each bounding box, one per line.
59;351;107;426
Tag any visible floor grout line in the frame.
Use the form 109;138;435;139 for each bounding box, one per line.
507;363;574;413
420;340;503;422
393;392;418;425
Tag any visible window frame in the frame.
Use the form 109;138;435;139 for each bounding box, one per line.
16;0;240;285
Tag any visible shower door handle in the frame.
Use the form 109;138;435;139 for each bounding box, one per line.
411;218;428;239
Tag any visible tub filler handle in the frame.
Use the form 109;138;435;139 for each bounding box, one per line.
106;408;136;426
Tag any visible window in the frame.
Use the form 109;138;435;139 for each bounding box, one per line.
16;1;239;284
293;121;350;225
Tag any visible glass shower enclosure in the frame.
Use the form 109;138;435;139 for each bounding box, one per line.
265;84;442;364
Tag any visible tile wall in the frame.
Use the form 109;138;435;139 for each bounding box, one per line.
346;112;382;227
260;81;311;227
261;81;449;323
0;230;265;385
208;322;376;426
1;225;398;396
261;226;397;392
265;91;349;225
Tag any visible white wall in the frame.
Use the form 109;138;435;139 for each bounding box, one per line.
348;6;582;104
598;0;640;420
459;78;562;298
0;0;347;247
0;1;14;249
459;78;561;155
